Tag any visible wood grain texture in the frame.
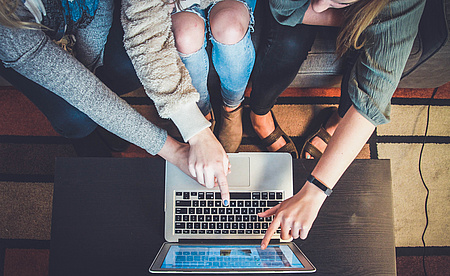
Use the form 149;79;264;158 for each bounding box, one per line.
49;158;395;275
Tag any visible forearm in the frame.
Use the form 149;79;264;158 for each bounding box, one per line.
1;26;168;155
310;105;375;189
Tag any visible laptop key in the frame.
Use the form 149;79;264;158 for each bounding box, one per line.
252;192;260;200
175;208;187;214
230;192;251;199
176;200;191;207
175;222;185;229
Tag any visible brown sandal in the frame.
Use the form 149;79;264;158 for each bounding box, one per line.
300;107;337;159
259;111;299;159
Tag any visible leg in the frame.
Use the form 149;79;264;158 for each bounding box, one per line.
172;10;211;117
0;63;97;139
301;49;361;159
209;0;255;111
208;0;255;152
250;3;318;152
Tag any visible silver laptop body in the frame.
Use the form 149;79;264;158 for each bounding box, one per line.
164;152;293;242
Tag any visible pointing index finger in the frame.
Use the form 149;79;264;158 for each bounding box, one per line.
261;217;281;250
216;172;230;207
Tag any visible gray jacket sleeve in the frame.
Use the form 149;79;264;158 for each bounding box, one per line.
0;23;168;155
347;0;426;126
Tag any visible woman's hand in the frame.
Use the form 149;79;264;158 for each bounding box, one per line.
258;182;327;249
187;128;231;206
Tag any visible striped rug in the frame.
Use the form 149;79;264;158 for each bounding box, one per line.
1;83;449;275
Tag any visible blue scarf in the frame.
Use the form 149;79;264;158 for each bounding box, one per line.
61;0;99;27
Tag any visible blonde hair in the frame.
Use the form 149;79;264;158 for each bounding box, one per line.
0;0;41;29
336;0;390;57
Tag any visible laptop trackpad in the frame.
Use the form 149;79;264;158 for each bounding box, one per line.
227;157;250;187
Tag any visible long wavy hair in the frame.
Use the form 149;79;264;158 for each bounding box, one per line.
336;0;390;57
0;0;41;28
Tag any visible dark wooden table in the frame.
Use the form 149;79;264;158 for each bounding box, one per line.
49;157;396;275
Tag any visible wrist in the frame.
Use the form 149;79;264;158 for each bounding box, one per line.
188;127;214;145
307;174;333;196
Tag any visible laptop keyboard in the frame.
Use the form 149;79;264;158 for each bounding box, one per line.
173;191;283;235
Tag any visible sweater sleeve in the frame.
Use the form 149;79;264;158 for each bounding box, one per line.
121;0;210;142
0;23;168;155
269;0;310;26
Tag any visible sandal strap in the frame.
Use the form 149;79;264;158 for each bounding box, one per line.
303;142;322;159
316;127;332;144
277;140;299;158
260;125;284;148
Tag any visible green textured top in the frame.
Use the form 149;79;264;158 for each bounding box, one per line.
269;0;426;125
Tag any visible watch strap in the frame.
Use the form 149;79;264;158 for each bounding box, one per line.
307;174;333;196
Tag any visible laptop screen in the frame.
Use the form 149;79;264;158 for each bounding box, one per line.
161;245;304;269
150;242;315;273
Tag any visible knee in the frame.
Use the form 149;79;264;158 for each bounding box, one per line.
210;0;250;45
50;110;97;139
172;12;205;55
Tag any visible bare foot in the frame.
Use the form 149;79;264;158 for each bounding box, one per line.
250;111;287;152
305;110;342;159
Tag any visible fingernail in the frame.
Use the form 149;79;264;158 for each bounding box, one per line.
224;200;229;207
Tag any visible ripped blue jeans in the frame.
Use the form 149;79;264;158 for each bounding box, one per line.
176;0;256;116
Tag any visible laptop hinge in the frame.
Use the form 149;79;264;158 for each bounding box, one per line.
178;239;265;244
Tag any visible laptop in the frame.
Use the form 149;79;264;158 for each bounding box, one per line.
150;152;316;273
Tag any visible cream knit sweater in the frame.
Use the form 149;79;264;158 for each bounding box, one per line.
121;0;218;141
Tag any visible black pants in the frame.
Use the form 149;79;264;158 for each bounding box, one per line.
250;0;359;118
